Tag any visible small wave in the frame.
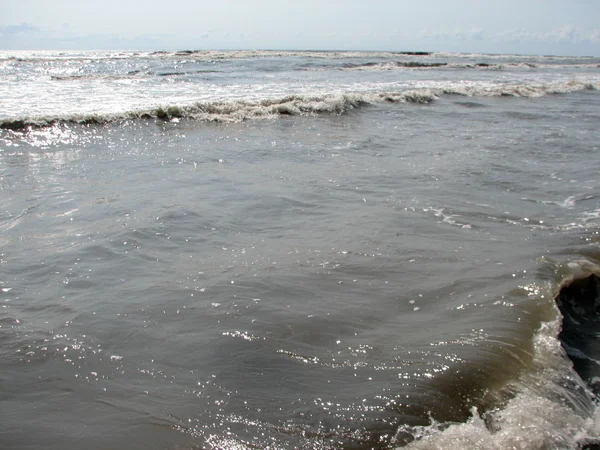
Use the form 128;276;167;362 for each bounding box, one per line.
340;61;448;71
439;80;598;98
50;72;148;81
336;61;540;72
540;63;600;69
431;51;600;62
155;69;221;76
0;50;151;63
454;62;538;70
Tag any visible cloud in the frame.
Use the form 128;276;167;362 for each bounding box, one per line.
420;24;600;51
546;25;579;43
471;29;484;41
0;22;40;37
0;26;166;50
495;29;533;43
495;25;600;45
421;28;485;41
453;28;484;41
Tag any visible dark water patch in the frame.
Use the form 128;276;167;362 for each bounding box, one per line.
399;62;446;68
397;51;433;56
556;274;600;395
473;63;510;69
454;101;486;108
157;71;186;77
502;110;550;121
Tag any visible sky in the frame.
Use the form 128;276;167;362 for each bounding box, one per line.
1;0;600;56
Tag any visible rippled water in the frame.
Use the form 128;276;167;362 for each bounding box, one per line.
1;51;600;449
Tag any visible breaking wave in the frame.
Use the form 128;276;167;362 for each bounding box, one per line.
0;91;428;130
394;256;600;449
1;80;597;131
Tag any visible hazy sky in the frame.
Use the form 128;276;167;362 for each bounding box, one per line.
2;0;600;56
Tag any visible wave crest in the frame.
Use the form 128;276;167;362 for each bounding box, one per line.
1;81;597;131
0;91;438;131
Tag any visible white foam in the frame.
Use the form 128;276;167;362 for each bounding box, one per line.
402;396;597;449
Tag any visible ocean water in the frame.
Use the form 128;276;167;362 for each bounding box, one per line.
1;49;600;449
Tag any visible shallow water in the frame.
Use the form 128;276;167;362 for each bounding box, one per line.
1;51;600;449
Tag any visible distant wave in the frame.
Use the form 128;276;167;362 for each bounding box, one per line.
1;80;597;131
50;72;148;81
0;49;431;63
3;49;598;63
332;61;600;71
0;50;149;62
49;69;222;81
326;61;542;71
159;49;434;60
431;51;600;62
541;63;600;69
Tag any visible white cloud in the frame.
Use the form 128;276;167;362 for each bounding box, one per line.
0;22;40;37
495;29;533;43
494;25;600;45
421;28;485;41
546;25;579;43
454;28;484;41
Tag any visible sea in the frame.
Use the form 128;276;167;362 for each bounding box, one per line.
1;49;600;450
